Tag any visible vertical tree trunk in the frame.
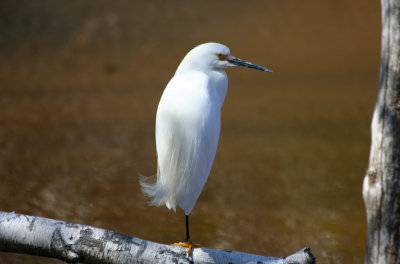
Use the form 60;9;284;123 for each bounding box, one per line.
362;0;400;263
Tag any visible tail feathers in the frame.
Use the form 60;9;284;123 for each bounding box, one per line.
139;174;177;211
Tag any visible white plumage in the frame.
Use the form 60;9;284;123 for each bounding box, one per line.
140;42;271;243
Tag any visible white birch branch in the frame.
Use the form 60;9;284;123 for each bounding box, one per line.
0;211;315;264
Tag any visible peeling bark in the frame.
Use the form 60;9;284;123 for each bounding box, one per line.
362;0;400;263
0;211;315;264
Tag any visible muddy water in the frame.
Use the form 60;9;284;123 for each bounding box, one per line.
0;1;380;263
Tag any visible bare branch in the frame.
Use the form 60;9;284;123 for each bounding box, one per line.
0;211;315;264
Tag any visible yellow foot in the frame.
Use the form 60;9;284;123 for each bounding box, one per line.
171;241;203;254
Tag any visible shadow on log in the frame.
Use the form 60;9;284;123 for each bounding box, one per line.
0;211;315;264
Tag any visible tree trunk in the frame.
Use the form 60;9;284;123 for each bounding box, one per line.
0;211;315;264
362;0;400;263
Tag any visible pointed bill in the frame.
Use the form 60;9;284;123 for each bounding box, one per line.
227;56;272;72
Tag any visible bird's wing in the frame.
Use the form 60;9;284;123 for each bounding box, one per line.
146;71;222;215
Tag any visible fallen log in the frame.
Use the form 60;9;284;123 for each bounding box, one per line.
0;211;315;263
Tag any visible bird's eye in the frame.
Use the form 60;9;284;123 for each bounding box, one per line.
217;53;226;60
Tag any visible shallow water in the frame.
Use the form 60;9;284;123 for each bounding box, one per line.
0;1;380;263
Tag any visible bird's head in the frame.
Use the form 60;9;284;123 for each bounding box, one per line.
176;42;272;74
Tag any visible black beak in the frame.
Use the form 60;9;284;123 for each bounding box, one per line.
227;56;272;72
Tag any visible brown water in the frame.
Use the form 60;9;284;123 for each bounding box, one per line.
0;1;380;263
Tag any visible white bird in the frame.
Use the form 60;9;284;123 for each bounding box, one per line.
141;42;271;249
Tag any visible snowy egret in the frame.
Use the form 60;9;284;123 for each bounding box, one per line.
141;42;271;250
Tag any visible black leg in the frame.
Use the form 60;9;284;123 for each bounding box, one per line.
185;214;191;242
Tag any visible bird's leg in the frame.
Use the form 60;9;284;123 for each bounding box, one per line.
185;214;190;242
171;215;203;254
